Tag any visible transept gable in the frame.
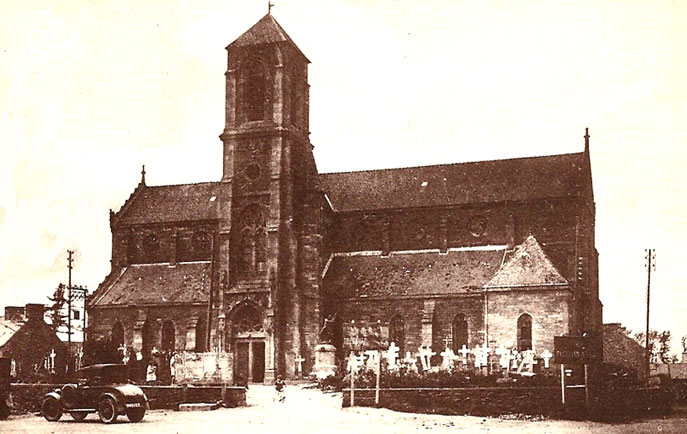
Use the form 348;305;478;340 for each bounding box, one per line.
485;235;567;288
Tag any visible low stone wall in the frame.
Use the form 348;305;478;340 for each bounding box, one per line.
342;387;567;418
342;386;672;421
7;383;246;414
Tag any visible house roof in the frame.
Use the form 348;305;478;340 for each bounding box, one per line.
0;318;22;348
319;152;587;212
91;262;211;307
227;13;309;62
115;182;220;226
485;235;567;288
323;249;506;299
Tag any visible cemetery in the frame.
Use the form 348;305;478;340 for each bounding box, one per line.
328;340;673;420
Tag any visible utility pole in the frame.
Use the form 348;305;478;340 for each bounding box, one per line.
645;248;656;384
67;250;74;372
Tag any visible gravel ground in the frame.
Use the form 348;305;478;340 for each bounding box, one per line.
2;385;685;433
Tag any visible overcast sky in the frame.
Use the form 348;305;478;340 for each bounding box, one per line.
1;0;686;353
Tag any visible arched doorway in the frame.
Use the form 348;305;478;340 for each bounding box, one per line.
230;303;265;384
195;317;207;352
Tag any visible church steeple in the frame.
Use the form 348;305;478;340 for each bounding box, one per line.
217;13;318;381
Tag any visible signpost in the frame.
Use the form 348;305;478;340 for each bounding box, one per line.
554;335;602;407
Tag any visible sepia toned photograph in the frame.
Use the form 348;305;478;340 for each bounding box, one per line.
1;1;686;432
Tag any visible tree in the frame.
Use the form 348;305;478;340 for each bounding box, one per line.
47;283;69;336
633;330;674;364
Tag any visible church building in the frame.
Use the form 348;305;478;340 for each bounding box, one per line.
88;13;602;383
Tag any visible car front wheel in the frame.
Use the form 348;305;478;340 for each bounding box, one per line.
98;398;118;424
126;407;145;422
41;397;62;421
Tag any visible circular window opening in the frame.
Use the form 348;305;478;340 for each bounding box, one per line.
468;216;487;237
245;163;261;181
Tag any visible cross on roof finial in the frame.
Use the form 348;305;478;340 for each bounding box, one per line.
268;1;274;14
141;164;146;185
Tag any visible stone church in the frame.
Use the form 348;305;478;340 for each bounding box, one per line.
88;13;602;383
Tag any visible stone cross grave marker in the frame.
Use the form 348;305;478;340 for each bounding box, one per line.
418;346;435;371
479;345;490;368
517;350;537;374
384;342;400;369
403;352;418;373
49;349;56;373
511;350;520;371
541;349;553;369
458;345;470;366
76;347;84;370
347;351;363;374
472;344;484;368
364;350;379;370
295;357;305;376
440;346;456;371
495;345;511;370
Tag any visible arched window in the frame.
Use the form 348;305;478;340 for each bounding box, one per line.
232;304;263;338
195;317;207;352
389;315;405;357
239;205;267;277
517;313;533;351
142;319;155;357
161;320;175;353
243;58;267;122
452;313;468;353
111;321;125;349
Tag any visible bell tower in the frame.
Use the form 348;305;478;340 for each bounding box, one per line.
218;13;321;382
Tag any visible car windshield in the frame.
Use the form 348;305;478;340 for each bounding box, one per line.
77;365;129;385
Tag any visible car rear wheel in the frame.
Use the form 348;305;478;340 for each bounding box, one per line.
98;398;118;424
70;411;88;421
41;397;62;421
126;407;146;422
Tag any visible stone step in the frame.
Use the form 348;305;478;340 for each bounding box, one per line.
177;402;221;411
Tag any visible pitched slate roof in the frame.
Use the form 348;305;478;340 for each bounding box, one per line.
323;249;506;299
0;319;22;348
227;13;309;62
91;262;211;306
116;182;220;225
319;152;587;212
485;235;567;288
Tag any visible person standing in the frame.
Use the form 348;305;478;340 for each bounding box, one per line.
275;375;286;403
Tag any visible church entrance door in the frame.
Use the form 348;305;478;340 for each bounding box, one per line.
234;339;265;384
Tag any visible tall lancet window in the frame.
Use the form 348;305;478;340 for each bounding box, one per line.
243;58;267;122
517;313;533;351
389;315;405;357
452;313;468;353
239;205;267;277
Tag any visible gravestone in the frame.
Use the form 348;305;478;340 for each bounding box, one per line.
458;345;470;367
384;343;400;370
541;349;553;369
440;346;455;371
418;346;435;371
402;352;418;373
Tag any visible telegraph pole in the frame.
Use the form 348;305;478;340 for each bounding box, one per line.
645;248;656;384
67;250;74;372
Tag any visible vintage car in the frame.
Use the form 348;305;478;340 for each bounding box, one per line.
41;363;148;424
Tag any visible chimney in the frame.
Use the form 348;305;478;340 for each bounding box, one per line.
4;306;26;322
25;303;46;322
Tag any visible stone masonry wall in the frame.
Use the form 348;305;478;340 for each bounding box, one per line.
487;289;570;351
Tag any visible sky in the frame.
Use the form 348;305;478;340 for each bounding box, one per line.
1;0;686;354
